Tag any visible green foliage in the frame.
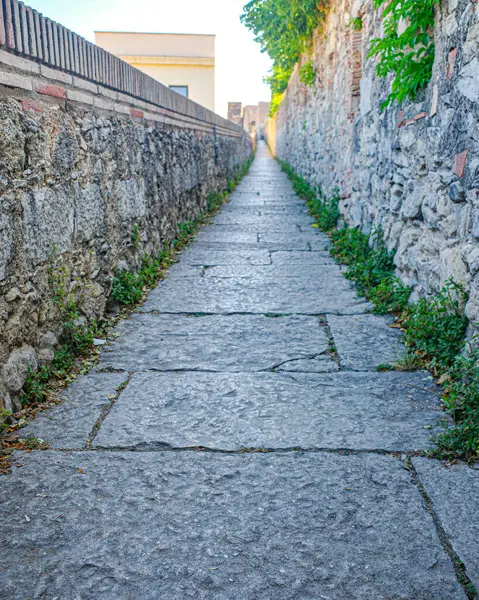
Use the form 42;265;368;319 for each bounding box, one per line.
207;191;225;212
112;246;174;306
402;280;468;373
309;190;340;232
48;255;96;357
132;224;140;249
368;0;439;108
173;222;197;249
0;408;12;430
299;60;316;87
21;344;80;407
330;227;411;314
111;270;144;306
347;16;363;31
21;257;98;408
241;0;326;113
436;340;479;457
242;0;437;112
268;93;285;117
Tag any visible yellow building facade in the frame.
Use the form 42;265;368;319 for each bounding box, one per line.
95;32;215;112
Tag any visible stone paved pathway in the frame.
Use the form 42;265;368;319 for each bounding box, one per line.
1;142;478;599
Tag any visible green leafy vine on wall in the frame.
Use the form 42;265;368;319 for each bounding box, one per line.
299;60;317;87
241;0;328;114
369;0;439;108
241;0;438;113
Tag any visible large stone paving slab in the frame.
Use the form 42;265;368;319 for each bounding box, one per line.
201;264;351;282
179;246;271;266
195;230;259;244
195;228;325;245
101;314;337;372
257;231;328;247
213;212;313;228
194;222;305;234
94;372;444;450
0;451;464;599
224;196;305;207
20;372;128;449
142;276;369;314
194;238;325;251
328;314;405;370
271;249;336;266
222;201;309;213
413;457;479;591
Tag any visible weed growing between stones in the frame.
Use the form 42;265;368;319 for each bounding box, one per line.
279;159;479;460
299;60;316;87
436;341;479;457
19;255;100;408
330;227;412;314
402;281;468;373
111;249;173;306
0;409;12;431
279;161;340;233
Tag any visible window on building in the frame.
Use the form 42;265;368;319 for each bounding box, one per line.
169;85;188;98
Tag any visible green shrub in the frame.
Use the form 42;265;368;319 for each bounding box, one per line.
21;345;77;407
402;280;468;373
369;0;439;108
435;341;479;457
299;60;316;87
111;247;178;307
346;16;363;31
111;271;143;306
131;224;140;248
241;0;326;114
307;190;340;232
330;227;411;315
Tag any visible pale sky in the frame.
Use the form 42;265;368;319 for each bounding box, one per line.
24;0;272;118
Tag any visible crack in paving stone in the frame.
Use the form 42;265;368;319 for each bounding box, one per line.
85;373;133;448
322;315;343;369
406;458;478;599
137;310;371;316
258;353;326;372
11;445;432;457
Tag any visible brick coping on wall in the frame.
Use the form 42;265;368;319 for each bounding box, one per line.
0;48;241;138
0;0;242;137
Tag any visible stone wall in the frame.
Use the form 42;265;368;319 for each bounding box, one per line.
0;44;251;415
268;0;479;328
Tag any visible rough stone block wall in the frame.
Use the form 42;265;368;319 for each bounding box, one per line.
0;55;251;414
270;0;479;327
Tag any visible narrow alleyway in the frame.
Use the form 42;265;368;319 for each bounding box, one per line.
0;143;476;598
